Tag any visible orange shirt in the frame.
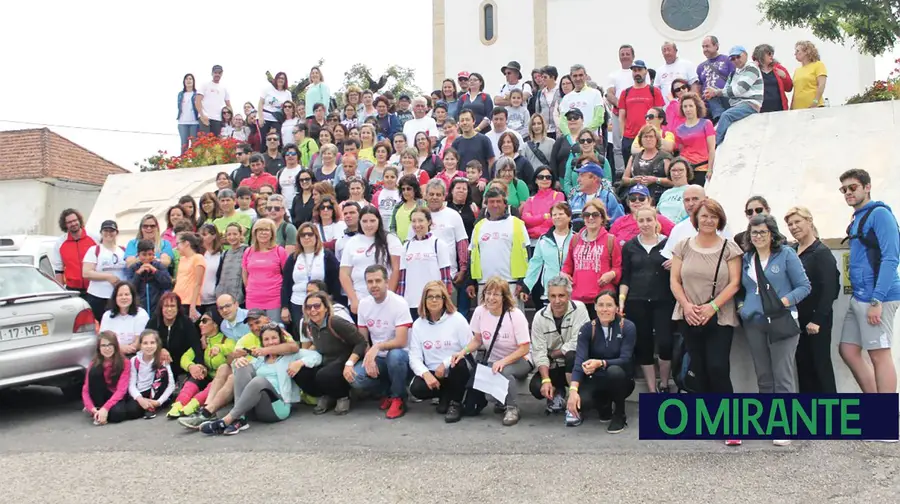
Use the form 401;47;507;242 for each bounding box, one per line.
173;253;207;306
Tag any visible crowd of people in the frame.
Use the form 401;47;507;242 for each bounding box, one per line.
51;36;899;443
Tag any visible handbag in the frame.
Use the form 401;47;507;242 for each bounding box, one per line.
754;252;800;343
461;307;506;416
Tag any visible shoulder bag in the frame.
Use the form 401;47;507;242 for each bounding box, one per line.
461;307;507;416
754;252;800;343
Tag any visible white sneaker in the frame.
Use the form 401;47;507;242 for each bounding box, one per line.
773;439;792;446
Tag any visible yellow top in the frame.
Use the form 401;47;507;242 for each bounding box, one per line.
791;61;827;110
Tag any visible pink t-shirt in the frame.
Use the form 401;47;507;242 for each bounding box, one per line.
469;306;531;363
674;119;715;165
241;246;288;309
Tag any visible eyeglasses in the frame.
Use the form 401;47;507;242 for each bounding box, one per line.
266;206;283;212
745;207;766;217
299;232;315;238
536;174;553;181
216;302;233;310
305;303;323;311
750;230;770;238
674;86;688;93
284;151;298;156
425;294;444;301
645;114;659;120
142;224;157;229
628;194;648;203
582;211;602;220
578;138;594;144
99;343;115;349
839;184;860;194
266;138;279;142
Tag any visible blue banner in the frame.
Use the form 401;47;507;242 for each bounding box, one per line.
638;394;899;440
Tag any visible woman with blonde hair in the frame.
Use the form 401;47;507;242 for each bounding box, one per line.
621;124;672;204
358;124;378;163
522;113;554;170
242;218;288;323
450;276;533;426
124;215;174;268
344;85;364;119
408;281;472;423
314;143;341;183
791;41;827;110
784;206;839;394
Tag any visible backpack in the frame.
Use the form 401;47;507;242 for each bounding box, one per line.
843;202;900;279
622;85;656;104
671;332;696;393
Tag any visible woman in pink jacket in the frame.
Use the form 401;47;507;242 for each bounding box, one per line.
561;199;622;320
609;184;675;245
520;166;565;241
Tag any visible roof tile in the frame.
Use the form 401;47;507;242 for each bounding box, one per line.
0;128;127;186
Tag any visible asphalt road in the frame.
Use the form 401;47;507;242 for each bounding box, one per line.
1;386;898;504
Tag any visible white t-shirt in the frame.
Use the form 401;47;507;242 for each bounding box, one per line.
558;87;605;128
179;93;198;124
606;68;634;106
278;165;303;204
357;291;413;356
375;188;402;229
289;251;326;306
260;86;293;123
82;245;126;300
657;58;699;102
430;208;467;277
321;221;348;245
485;128;524;158
400;235;452;308
499;81;526;97
408;312;471;376
470;217;528;283
281;119;299;147
201;252;221;305
199;81;230;120
661;218;734;259
402;116;439;144
99;308;150;348
339;233;403;301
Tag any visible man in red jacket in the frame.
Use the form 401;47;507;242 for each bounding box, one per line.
52;209;99;296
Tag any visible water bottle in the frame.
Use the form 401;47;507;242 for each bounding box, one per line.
824;98;831;107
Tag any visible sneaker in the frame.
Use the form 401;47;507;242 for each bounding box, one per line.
431;397;441;406
300;391;318;406
200;419;227;435
657;381;670;393
386;398;406;419
379;397;392;411
565;410;583;427
166;402;183;419
598;402;613;423
224;417;250;435
546;394;566;414
181;398;200;416
314;396;334;415
607;414;627;434
494;402;506;414
445;401;462;423
725;439;742;446
92;419;101;426
179;411;216;430
502;406;520;426
334;397;351;415
436;396;450;415
143;410;157;420
772;439;792;446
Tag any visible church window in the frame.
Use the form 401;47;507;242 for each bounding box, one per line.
660;0;709;32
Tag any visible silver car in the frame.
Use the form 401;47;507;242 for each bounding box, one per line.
0;264;97;397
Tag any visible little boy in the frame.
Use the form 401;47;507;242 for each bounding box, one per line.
126;239;173;315
506;89;530;139
235;186;258;224
466;160;487;208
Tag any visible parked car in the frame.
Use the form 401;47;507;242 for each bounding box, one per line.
0;263;97;398
0;235;59;280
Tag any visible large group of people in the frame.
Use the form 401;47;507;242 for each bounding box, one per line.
52;35;900;444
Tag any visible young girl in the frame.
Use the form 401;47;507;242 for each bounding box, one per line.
371;166;403;230
99;281;150;355
435;147;462;190
341;104;358;130
397;207;452;320
172;232;206;321
82;331;131;425
128;329;176;419
214;223;248;306
201;324;322;435
506;89;530;139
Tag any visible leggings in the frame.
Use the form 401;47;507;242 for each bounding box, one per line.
227;365;286;422
679;320;734;393
488;358;534;407
528;351;576;399
795;315;837;393
577;365;635;412
292;358;352;399
87;366;132;423
174;377;210;405
626;299;675;365
409;363;471;404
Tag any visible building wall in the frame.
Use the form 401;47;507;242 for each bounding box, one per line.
439;0;874;103
0;179;99;236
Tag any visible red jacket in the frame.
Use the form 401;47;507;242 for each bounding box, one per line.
562;228;622;303
771;62;794;111
56;232;98;290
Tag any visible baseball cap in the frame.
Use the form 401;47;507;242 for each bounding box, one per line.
212;64;223;72
243;308;267;323
100;220;118;232
576;163;605;178
628;184;651;197
398;94;411;101
457;71;470;80
728;45;747;58
564;109;584;121
630;60;648;70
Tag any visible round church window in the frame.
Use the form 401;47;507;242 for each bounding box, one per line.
660;0;709;31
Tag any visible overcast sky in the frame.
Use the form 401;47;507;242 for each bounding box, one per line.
1;1;896;171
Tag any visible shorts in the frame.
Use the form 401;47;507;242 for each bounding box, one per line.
840;298;899;350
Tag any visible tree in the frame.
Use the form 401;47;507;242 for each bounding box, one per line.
337;63;422;107
759;0;900;56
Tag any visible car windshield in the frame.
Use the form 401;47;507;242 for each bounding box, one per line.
0;255;33;265
0;266;65;300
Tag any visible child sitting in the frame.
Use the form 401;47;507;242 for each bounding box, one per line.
127;329;176;419
82;331;131;425
126;239;173;315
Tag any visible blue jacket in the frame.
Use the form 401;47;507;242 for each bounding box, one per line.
125;260;173;315
572;318;636;382
847;201;900;302
569;188;624;229
739;247;811;322
524;228;573;295
176;91;198;121
374;113;401;141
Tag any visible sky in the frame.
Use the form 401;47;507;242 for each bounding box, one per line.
0;1;896;172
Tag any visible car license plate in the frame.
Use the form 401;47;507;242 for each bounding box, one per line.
0;322;49;341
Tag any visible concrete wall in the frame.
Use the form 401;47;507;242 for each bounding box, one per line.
0;179;100;236
439;0;874;102
86;164;237;247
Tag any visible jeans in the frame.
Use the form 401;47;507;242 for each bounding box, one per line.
744;322;800;393
199;119;223;138
706;96;731;123
715;102;757;146
679;320;734;393
227;365;285;422
455;282;471;319
177;123;199;153
350;349;410;399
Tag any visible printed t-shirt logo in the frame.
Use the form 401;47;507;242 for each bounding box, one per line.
423;341;433;350
481;330;492;341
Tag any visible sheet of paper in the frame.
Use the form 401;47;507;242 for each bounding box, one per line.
473;364;509;404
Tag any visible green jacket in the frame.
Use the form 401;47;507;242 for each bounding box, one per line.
180;331;236;375
484;179;530;209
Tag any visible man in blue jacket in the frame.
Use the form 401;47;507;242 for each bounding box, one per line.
569;163;624;231
839;169;900;415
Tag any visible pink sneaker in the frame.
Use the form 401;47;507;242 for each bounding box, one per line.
725;439;742;446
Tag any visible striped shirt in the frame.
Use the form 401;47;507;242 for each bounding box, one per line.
724;62;763;110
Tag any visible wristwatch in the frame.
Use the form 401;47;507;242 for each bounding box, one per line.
870;299;882;307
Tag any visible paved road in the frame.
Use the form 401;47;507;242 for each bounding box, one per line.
1;386;898;504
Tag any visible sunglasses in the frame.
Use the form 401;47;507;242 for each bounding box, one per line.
283;104;293;108
839;184;860;194
628;194;648;203
401;186;415;191
645;114;659;120
259;191;273;196
299;232;316;239
745;207;766;217
578;138;594;144
199;318;213;324
266;138;279;142
674;86;688;93
582;211;603;220
320;205;334;210
266;206;283;212
536;174;553;181
142;224;157;229
305;303;323;311
299;177;312;182
284;151;298;156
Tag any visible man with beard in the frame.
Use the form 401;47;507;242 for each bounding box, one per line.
617;60;664;168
